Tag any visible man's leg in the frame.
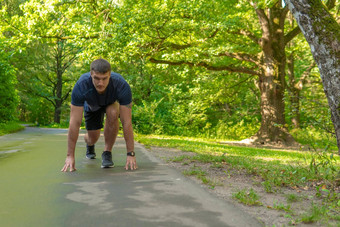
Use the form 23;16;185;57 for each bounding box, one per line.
84;107;105;159
100;102;119;168
84;130;100;159
104;102;120;152
84;130;101;146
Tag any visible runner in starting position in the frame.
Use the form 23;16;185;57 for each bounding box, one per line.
61;58;137;172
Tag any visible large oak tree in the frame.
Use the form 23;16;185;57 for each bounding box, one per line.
108;0;305;144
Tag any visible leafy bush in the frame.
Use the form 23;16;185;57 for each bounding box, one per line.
18;95;54;125
0;121;24;136
213;119;260;140
0;57;19;123
290;127;337;150
132;99;165;134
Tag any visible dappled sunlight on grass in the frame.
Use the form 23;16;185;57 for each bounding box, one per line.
136;134;338;163
136;133;340;189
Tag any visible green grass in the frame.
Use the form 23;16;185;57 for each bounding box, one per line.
232;188;262;206
182;166;207;177
182;166;222;189
135;133;340;224
272;200;292;213
135;134;339;189
285;193;301;203
0;122;25;136
299;204;328;224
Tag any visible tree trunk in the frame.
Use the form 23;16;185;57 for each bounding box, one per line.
286;0;340;154
253;4;296;144
53;71;63;124
53;40;63;124
54;104;61;123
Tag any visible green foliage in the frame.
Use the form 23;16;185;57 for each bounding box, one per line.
0;48;19;123
0;121;24;136
272;200;292;213
308;148;337;182
1;0;338;154
291;127;337;151
285;193;301;203
18;95;54;125
300;203;328;224
213;119;260;140
2;0;85;124
232;188;262;206
132;99;164;134
182;166;207;177
261;180;275;193
182;165;221;188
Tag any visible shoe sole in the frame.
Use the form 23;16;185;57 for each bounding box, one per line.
86;156;96;159
101;164;114;168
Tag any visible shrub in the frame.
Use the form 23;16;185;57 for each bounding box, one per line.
0;58;19;123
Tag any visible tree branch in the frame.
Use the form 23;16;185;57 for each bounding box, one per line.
226;75;255;89
254;8;270;37
62;88;72;102
18;80;56;107
40;35;100;40
228;29;260;45
284;0;336;45
215;51;259;64
284;26;301;45
149;58;260;76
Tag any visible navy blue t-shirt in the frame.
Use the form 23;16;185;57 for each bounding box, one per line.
71;72;132;112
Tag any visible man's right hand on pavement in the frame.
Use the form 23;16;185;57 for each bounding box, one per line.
61;156;76;172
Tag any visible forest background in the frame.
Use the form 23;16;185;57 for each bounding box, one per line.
0;0;339;150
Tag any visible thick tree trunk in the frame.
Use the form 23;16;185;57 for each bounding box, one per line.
286;0;340;154
254;4;296;145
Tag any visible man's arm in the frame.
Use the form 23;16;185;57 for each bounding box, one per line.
61;104;84;172
120;103;137;170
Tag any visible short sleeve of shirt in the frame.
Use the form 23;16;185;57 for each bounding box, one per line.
117;80;132;105
71;83;85;106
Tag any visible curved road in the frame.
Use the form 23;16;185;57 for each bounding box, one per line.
0;127;262;227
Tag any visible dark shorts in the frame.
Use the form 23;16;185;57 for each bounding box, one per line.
84;107;106;130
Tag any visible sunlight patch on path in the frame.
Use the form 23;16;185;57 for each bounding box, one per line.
64;181;114;214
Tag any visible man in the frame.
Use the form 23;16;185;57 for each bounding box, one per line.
61;59;137;172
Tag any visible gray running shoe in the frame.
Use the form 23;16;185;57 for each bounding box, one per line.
86;145;96;159
101;151;114;168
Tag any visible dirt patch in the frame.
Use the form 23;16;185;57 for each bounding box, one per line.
146;146;332;227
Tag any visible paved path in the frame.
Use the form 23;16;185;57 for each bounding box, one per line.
0;127;262;227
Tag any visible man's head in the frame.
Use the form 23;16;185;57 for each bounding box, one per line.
90;59;111;94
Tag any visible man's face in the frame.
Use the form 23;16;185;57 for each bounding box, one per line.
91;71;110;94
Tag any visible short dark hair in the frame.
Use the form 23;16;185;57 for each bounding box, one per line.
90;59;111;74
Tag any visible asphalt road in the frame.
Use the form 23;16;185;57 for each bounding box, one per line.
0;127;262;227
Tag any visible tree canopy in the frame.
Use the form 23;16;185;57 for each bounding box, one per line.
1;0;338;150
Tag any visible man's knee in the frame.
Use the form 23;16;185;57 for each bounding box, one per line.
85;130;101;144
106;103;119;125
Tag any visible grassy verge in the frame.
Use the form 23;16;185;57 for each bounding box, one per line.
0;122;25;136
135;133;340;225
291;127;338;151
